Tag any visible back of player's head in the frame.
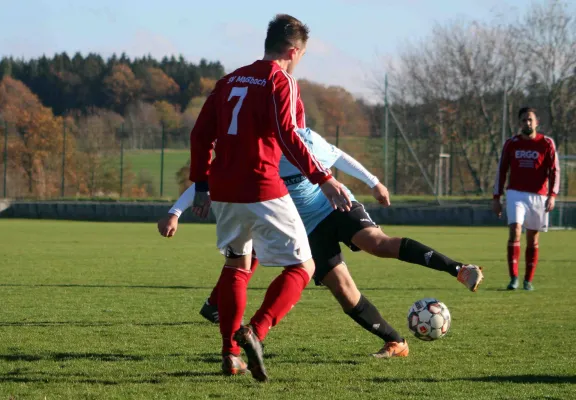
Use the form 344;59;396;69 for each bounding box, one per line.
265;14;309;55
518;107;537;119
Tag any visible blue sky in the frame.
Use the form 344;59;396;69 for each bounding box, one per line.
1;0;528;101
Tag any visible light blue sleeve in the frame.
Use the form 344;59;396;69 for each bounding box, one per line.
296;128;342;169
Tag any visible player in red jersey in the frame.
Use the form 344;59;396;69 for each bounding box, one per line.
493;107;560;291
188;14;351;382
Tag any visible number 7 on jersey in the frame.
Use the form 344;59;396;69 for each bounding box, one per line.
227;86;248;135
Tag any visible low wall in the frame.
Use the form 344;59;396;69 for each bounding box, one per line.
2;200;574;227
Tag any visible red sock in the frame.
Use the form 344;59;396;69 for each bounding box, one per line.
249;267;310;341
507;241;520;278
218;266;250;356
208;257;259;306
525;244;539;282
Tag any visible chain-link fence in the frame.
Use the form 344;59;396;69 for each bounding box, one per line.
0;117;574;202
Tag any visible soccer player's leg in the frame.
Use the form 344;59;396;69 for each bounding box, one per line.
308;213;407;357
209;201;254;375
338;202;483;291
235;195;313;382
522;194;547;290
523;229;539;291
200;253;259;324
506;190;528;290
319;263;408;358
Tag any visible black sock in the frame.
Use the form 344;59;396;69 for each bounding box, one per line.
345;295;403;343
398;238;461;277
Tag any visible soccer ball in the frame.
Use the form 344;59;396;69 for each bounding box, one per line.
407;298;451;341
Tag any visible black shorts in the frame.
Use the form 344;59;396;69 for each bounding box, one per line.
307;201;378;286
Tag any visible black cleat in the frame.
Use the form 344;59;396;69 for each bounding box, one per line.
199;299;219;324
233;325;268;382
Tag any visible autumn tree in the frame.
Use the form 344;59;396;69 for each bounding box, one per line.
103;64;143;113
0;76;74;197
138;67;179;101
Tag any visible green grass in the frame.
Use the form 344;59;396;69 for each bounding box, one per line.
1;220;575;399
124;149;189;198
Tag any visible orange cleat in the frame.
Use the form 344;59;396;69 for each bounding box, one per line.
457;264;484;292
372;340;409;358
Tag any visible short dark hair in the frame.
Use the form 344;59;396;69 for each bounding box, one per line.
264;14;309;55
518;107;537;119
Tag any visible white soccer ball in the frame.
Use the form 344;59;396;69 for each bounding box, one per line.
407;298;451;341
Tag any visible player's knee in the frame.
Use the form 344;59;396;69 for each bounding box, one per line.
353;228;395;257
526;231;539;247
285;258;315;281
322;265;360;310
509;224;522;242
224;255;252;270
372;236;399;258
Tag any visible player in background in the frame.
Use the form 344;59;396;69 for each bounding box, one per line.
187;14;351;382
159;127;484;361
493;107;560;291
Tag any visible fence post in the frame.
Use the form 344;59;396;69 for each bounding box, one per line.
160;122;165;197
3;119;7;198
60;119;66;197
334;125;340;179
120;123;125;198
501;80;507;151
393;129;398;194
384;74;389;188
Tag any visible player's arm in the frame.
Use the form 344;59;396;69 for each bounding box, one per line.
493;139;511;200
189;85;219;186
189;86;218;217
333;152;380;188
271;74;351;211
492;140;511;217
333;152;390;206
157;184;197;237
546;138;560;212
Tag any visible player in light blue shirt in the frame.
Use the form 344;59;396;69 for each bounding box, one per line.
277;128;358;235
159;127;483;365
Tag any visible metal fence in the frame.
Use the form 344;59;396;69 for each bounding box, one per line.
0;118;574;202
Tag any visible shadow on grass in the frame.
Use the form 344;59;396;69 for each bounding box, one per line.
0;352;240;366
0;283;447;292
0;283;262;291
0;369;237;385
0;352;145;362
372;375;576;384
0;321;205;327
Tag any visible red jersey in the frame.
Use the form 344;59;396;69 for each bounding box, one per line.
493;134;560;198
189;60;331;203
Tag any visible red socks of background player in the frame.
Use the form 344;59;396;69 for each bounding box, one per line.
507;241;539;282
525;244;539;282
215;258;258;356
249;267;310;341
507;241;520;278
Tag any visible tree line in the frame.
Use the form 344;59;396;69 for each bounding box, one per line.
0;0;574;199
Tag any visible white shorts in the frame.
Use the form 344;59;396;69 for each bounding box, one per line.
210;195;312;267
506;189;549;232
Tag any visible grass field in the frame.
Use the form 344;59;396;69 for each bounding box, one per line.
1;220;575;399
124;149;189;198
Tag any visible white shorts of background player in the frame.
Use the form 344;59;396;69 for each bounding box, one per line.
506;189;549;232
